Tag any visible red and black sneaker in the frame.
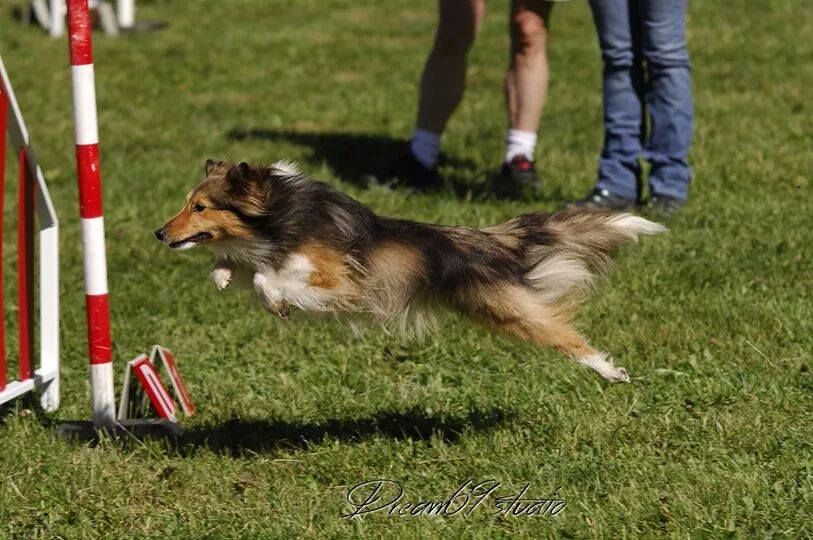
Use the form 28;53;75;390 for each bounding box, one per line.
494;155;542;200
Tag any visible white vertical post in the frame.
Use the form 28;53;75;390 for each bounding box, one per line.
39;226;60;411
116;0;135;29
38;165;60;412
49;0;65;37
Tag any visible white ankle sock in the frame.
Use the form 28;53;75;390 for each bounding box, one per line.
504;129;538;164
410;129;441;169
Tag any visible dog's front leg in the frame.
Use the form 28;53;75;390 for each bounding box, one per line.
211;258;235;290
252;272;290;319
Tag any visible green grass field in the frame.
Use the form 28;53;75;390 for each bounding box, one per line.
1;0;811;537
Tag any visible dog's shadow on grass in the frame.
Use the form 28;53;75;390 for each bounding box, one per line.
227;128;491;199
178;407;512;457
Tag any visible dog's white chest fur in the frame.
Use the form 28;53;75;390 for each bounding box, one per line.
252;254;332;312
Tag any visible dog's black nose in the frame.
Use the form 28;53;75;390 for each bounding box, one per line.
155;228;166;241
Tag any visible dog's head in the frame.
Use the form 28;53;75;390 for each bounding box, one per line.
155;159;298;250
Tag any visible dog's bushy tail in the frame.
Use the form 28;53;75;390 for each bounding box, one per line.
487;209;666;306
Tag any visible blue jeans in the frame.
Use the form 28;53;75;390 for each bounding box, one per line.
589;0;693;201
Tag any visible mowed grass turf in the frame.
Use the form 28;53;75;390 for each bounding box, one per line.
1;0;811;537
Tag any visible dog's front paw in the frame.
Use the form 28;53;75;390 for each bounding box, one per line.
212;267;233;290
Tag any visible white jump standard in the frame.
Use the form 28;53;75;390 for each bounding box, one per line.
0;56;60;412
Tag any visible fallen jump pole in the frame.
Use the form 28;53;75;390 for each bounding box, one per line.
66;0;116;427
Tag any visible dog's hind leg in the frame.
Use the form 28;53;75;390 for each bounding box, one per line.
510;316;630;383
468;283;630;383
574;351;630;383
252;272;291;319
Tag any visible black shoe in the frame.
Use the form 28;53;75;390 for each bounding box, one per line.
494;155;542;200
383;152;442;191
647;194;685;217
569;188;636;211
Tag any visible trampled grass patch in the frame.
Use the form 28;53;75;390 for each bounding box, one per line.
0;0;811;537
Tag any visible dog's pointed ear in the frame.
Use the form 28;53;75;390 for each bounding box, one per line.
226;162;252;186
205;158;217;176
224;162;268;217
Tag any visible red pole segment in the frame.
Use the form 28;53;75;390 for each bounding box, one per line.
66;0;115;426
0;87;6;391
17;148;34;381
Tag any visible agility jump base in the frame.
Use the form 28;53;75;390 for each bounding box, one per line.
0;56;60;412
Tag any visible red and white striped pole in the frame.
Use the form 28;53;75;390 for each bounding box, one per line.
67;0;116;427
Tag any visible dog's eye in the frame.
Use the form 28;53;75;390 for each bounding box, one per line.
193;203;206;213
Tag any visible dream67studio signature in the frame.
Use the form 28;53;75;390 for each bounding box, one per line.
343;480;566;518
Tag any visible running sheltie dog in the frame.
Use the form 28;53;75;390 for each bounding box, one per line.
156;160;665;383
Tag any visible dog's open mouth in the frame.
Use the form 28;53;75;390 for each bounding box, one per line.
169;232;213;249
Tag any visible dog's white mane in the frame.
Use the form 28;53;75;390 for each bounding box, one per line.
270;160;301;176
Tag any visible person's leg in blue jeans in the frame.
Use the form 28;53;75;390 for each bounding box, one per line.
641;0;693;202
587;0;644;203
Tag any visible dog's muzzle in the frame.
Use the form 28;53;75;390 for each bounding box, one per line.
156;230;214;249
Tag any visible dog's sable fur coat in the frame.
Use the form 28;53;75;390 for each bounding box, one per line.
157;160;665;382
